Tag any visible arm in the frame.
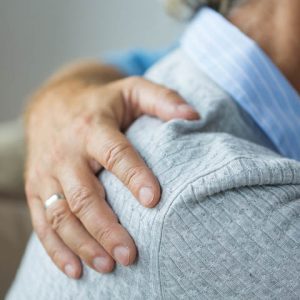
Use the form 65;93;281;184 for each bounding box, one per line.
24;57;199;279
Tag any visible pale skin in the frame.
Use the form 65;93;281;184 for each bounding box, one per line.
25;0;300;279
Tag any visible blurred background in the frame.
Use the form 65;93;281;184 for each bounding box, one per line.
0;0;183;122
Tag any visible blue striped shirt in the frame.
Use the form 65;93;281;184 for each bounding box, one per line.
181;7;300;161
105;7;300;161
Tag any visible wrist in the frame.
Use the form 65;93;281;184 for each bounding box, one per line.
24;62;126;126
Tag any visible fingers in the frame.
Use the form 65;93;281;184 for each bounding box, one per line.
40;178;115;274
87;126;160;208
27;195;82;279
58;162;137;266
120;76;200;121
24;74;197;281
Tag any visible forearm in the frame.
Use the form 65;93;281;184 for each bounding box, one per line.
24;60;126;124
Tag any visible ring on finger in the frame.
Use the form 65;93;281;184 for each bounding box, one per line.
45;193;66;209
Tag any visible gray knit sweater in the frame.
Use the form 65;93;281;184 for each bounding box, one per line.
7;49;300;300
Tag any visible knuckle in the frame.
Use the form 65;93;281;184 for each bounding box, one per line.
48;203;70;231
51;147;64;164
34;223;48;243
159;88;178;99
25;169;48;198
71;115;91;136
49;142;66;165
74;240;89;258
50;248;63;266
75;240;99;261
121;76;142;101
25;181;35;199
103;142;131;171
122;165;144;187
94;223;119;245
68;186;93;217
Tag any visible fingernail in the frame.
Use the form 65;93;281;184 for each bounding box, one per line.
64;264;77;278
113;246;130;266
139;186;154;206
93;256;112;273
177;104;198;115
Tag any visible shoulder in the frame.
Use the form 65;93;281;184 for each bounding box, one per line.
153;131;300;299
122;112;300;298
127;112;299;197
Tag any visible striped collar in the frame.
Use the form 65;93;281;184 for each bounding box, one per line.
181;7;300;161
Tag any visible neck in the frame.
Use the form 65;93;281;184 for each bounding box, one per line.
229;0;300;93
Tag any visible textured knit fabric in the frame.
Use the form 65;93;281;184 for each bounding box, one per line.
7;49;300;300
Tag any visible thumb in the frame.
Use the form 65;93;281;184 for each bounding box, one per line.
120;77;200;121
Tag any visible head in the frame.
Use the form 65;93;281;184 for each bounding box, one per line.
160;0;247;21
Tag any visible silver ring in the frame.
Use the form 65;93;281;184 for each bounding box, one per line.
45;193;65;209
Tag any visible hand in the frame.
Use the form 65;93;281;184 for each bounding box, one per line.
25;75;199;279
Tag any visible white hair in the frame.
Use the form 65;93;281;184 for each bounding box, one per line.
160;0;247;21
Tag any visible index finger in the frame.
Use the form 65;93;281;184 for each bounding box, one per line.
58;162;137;266
87;126;160;208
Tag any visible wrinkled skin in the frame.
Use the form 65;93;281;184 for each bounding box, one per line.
25;62;199;279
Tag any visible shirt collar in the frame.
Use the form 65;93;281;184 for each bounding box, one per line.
180;7;300;161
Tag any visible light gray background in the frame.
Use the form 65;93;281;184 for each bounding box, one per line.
0;0;183;122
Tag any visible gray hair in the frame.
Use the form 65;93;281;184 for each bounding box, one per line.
161;0;247;21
